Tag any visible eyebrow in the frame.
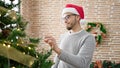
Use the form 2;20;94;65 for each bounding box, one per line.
63;14;77;17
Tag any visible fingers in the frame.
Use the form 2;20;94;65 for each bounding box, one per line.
44;37;52;43
44;35;54;44
44;37;54;49
44;38;51;43
44;35;57;49
44;35;54;41
44;38;48;43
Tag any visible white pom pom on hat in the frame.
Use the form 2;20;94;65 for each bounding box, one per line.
62;4;87;28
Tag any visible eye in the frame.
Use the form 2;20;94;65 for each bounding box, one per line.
65;15;70;20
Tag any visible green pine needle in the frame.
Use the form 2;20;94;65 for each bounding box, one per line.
100;24;107;34
29;38;40;44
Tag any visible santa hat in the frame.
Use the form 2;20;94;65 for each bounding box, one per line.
62;4;86;28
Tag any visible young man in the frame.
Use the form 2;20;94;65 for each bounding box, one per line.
44;4;96;68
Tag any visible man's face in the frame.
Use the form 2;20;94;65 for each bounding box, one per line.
62;13;78;30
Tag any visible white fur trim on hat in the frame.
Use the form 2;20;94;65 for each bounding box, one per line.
62;8;79;17
80;19;87;29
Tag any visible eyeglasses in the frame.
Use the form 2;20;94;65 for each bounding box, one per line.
62;14;77;21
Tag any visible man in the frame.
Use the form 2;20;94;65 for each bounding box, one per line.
44;4;96;68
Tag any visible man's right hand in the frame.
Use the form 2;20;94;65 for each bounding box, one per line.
44;35;61;55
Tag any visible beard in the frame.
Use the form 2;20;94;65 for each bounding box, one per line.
67;26;72;30
66;20;76;30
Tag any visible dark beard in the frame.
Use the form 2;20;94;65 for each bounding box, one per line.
66;20;76;30
66;17;77;30
67;27;72;30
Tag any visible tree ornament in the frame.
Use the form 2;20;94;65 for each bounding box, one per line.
17;28;20;31
11;66;15;68
10;24;17;28
16;36;18;39
3;43;6;46
12;16;16;20
11;40;13;42
28;47;31;50
2;29;11;38
8;10;17;21
7;44;11;48
5;24;10;28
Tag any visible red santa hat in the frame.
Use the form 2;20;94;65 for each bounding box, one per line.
62;4;86;28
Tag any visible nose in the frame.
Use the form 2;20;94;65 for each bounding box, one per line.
62;18;68;24
63;20;67;23
64;20;67;23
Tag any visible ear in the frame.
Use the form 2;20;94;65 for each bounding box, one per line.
76;15;81;21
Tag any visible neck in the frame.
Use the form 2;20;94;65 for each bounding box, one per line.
71;24;82;33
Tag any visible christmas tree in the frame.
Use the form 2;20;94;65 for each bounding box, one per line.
0;0;53;68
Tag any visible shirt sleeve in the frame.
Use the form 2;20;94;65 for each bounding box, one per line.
51;34;65;68
51;55;60;68
58;35;96;68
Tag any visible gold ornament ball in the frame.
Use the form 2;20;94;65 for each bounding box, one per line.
3;44;6;46
11;66;16;68
7;45;11;48
28;47;31;50
17;28;20;31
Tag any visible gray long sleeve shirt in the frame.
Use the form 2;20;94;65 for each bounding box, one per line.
52;30;96;68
